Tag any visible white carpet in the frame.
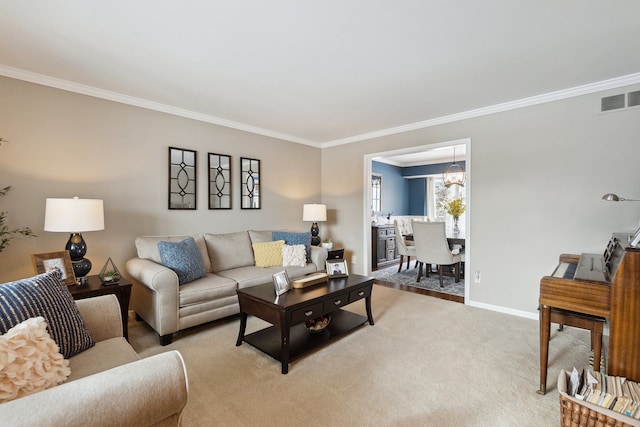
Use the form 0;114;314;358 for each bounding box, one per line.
128;285;592;426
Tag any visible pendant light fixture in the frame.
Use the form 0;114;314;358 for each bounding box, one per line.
443;147;465;187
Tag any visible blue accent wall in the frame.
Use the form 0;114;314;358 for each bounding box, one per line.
372;161;408;215
372;161;466;217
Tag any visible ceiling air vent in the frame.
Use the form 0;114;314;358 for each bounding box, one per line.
601;94;625;112
628;90;640;107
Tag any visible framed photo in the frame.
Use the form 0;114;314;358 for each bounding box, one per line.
32;251;76;285
272;270;291;296
326;259;348;278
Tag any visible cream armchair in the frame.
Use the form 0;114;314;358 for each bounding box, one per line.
0;295;189;427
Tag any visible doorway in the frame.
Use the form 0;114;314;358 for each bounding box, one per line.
363;138;471;302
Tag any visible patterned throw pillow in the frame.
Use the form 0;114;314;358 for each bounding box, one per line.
282;244;307;268
0;270;95;359
0;317;71;403
252;240;285;267
272;231;312;263
157;237;207;285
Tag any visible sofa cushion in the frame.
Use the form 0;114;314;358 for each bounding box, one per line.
135;234;211;273
0;317;71;403
252;240;285;267
67;337;139;382
178;273;237;307
0;270;95;359
272;231;312;263
157;237;207;285
282;244;307;268
248;230;273;244
217;266;280;289
205;231;255;272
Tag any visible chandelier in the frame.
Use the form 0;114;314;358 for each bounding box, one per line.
443;147;465;187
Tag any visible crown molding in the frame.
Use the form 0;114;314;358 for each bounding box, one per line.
321;72;640;148
2;63;639;149
0;64;321;148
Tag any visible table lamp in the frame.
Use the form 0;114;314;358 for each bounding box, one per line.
303;204;327;246
44;197;104;283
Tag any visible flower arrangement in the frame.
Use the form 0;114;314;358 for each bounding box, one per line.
444;197;466;219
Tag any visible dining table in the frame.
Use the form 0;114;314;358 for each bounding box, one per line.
404;230;465;248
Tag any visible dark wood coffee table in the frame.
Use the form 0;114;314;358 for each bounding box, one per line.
236;274;374;374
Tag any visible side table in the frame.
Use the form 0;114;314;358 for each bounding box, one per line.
68;275;132;340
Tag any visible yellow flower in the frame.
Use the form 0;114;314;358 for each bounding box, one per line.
445;197;466;218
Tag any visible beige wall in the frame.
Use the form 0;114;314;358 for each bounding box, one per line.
2;75;640;317
322;83;640;316
0;76;321;282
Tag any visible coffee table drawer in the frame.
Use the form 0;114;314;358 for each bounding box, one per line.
323;292;349;312
291;302;324;324
350;286;371;303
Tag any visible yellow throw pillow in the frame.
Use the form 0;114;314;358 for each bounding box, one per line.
253;240;285;267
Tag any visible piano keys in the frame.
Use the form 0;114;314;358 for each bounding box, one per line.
538;233;640;394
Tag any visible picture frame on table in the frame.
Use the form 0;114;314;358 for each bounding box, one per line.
326;259;349;278
272;270;291;296
31;250;77;285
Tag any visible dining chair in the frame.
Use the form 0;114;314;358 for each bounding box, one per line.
412;220;461;287
394;220;417;272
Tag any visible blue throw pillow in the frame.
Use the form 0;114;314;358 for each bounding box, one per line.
0;269;95;358
157;237;207;285
272;231;312;263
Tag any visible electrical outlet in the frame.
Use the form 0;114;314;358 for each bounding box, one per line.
474;270;481;283
352;255;357;265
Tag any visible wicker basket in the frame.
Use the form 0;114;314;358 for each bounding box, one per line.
558;370;640;427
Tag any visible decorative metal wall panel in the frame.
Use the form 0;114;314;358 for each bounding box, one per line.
208;153;232;209
240;157;260;209
168;147;197;210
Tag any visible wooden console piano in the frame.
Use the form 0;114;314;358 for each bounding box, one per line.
538;233;640;394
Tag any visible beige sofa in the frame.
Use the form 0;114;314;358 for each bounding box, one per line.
0;294;189;427
126;230;328;345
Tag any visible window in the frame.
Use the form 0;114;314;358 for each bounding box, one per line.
427;175;465;228
371;174;382;213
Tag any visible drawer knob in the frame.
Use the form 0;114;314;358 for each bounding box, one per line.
358;291;365;296
334;300;342;305
305;310;313;317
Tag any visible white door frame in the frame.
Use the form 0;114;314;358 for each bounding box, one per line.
363;137;471;302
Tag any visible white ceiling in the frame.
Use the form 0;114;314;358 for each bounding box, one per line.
1;1;640;148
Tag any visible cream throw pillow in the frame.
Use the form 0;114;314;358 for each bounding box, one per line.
282;244;307;267
252;240;285;267
0;317;71;403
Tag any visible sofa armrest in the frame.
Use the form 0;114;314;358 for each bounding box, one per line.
76;294;123;341
125;257;180;336
310;246;328;270
0;351;189;427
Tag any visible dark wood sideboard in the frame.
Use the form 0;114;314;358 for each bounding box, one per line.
371;224;399;269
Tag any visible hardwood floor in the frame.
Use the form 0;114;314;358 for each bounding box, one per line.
373;262;465;304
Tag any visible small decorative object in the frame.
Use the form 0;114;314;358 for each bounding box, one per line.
292;272;328;289
31;251;77;285
305;315;331;333
99;257;121;285
208;153;232;209
321;239;333;250
272;270;291;296
240;157;260;209
444;197;466;234
326;259;348;278
169;147;197;210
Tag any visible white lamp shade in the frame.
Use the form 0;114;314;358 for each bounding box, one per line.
303;204;327;222
44;198;105;232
